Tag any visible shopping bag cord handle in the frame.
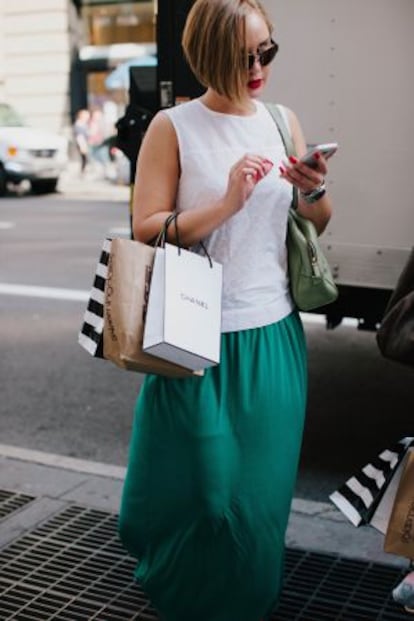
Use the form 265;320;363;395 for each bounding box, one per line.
156;213;214;268
153;213;178;248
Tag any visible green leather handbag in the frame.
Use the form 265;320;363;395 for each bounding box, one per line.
265;103;338;311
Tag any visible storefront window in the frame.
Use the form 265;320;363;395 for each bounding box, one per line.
78;1;156;134
82;1;155;46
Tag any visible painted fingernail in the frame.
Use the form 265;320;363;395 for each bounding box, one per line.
279;166;285;174
289;156;298;164
314;152;321;159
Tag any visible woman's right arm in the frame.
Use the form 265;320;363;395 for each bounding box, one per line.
132;112;272;247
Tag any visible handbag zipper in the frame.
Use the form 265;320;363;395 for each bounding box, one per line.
307;241;319;276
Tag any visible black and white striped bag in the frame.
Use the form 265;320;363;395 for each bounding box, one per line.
78;239;111;358
329;436;414;527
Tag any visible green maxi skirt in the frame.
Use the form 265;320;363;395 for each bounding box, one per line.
119;311;307;621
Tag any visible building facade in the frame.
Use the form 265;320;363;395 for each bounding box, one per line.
0;0;156;136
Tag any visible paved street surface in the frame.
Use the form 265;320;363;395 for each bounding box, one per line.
0;161;412;619
58;159;131;203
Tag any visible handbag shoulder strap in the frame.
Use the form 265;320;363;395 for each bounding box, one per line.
264;102;298;209
264;102;296;157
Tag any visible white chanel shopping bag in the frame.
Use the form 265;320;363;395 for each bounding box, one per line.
143;243;223;370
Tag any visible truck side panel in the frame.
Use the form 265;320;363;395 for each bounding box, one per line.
264;0;414;289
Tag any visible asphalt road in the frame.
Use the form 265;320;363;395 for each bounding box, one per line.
1;185;413;504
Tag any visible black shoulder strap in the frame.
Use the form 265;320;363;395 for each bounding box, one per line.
264;102;298;209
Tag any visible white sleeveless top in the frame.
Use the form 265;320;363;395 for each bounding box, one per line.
163;98;294;332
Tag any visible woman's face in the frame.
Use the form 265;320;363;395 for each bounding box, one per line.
244;10;274;99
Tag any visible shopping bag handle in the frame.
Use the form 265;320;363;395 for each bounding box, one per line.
155;212;214;269
197;240;213;268
153;213;179;248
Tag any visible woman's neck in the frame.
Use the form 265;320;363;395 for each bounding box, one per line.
200;89;257;116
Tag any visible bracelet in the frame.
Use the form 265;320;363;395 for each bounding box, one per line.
300;180;326;204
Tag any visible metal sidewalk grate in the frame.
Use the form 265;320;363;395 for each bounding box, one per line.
0;505;154;621
0;504;409;620
277;548;409;620
0;489;35;520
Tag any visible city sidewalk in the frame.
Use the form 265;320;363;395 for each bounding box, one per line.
57;158;131;203
49;162;405;569
0;444;411;620
3;160;410;618
0;442;406;569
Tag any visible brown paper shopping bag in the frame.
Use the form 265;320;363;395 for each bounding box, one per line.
103;237;199;378
384;448;414;559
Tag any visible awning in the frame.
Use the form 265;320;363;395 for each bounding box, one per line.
79;42;156;69
105;55;157;90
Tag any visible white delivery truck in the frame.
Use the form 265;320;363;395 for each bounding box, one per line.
261;0;414;329
128;0;414;329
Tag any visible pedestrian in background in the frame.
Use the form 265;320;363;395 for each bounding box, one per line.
88;107;107;171
73;108;90;175
118;1;334;620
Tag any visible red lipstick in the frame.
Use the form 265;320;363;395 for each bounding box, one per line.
248;79;262;90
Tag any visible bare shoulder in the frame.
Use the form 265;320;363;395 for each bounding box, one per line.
142;110;177;149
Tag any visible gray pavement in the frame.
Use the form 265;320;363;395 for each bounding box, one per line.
1;158;410;618
48;162;407;571
0;443;407;571
57;158;131;203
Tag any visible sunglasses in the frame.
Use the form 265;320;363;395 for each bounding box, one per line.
247;40;279;70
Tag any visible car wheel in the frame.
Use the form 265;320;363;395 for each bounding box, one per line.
31;179;58;194
0;165;7;197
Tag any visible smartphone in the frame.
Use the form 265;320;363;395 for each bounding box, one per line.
301;143;338;169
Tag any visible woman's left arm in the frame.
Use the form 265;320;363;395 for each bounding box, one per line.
281;108;333;235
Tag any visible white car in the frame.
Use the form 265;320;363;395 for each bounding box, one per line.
0;103;68;196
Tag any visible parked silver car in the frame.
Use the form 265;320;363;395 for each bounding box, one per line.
0;103;68;195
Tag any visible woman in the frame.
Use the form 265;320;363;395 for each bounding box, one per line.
119;1;333;620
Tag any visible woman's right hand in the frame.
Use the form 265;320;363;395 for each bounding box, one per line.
224;154;274;213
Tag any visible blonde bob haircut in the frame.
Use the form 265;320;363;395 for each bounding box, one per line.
182;0;273;103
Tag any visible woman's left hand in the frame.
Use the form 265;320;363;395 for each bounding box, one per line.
281;108;333;234
278;149;332;235
279;152;327;195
